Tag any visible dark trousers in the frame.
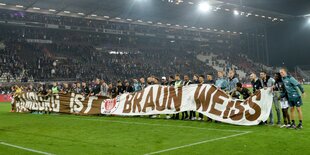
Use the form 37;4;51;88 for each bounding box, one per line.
199;113;203;119
181;111;189;119
189;111;196;119
282;108;291;125
172;113;179;119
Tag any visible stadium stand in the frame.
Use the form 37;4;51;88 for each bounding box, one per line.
0;8;273;83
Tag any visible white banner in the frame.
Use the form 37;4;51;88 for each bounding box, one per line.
101;84;273;126
14;84;273;126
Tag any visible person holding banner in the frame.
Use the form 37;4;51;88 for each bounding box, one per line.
206;74;215;122
260;71;278;125
52;82;60;94
133;79;142;92
165;75;175;119
168;75;175;86
139;78;146;89
226;70;239;94
151;77;161;119
215;71;228;90
274;73;291;128
182;75;192;120
108;83;117;98
234;82;252;100
81;81;90;97
250;73;263;94
161;77;168;86
189;74;199;120
197;75;206;121
10;86;17;112
172;74;182;120
280;68;305;129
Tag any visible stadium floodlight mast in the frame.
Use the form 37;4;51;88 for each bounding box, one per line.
198;2;211;13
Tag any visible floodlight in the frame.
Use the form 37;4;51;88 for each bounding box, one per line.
198;2;211;13
234;10;239;15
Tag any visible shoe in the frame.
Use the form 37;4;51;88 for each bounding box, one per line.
269;123;274;126
191;117;196;121
197;117;203;121
166;115;171;119
297;124;303;129
280;124;287;128
287;124;296;129
151;115;157;118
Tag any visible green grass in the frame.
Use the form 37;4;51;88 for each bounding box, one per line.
1;86;310;155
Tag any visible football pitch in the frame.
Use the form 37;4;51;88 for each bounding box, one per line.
0;86;310;155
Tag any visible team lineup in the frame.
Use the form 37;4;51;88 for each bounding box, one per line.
9;68;304;128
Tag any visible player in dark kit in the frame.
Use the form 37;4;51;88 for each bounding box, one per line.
250;73;263;93
234;82;252;100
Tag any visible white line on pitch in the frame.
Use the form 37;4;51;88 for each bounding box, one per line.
0;141;54;155
57;116;250;133
144;131;251;155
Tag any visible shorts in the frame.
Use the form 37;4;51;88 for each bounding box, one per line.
280;98;289;109
288;96;303;107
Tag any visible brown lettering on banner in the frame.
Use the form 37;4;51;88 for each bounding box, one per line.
12;85;272;125
167;86;182;111
223;100;234;119
142;87;155;112
254;90;261;101
59;93;72;113
245;97;261;121
155;86;166;111
132;89;144;113
123;94;134;113
194;85;217;111
229;100;245;121
209;89;229;116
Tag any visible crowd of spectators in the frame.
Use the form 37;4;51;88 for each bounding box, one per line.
0;8;272;86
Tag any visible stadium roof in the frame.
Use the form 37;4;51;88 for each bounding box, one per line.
0;0;309;32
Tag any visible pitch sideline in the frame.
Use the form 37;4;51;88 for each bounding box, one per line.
0;141;55;155
144;131;252;155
